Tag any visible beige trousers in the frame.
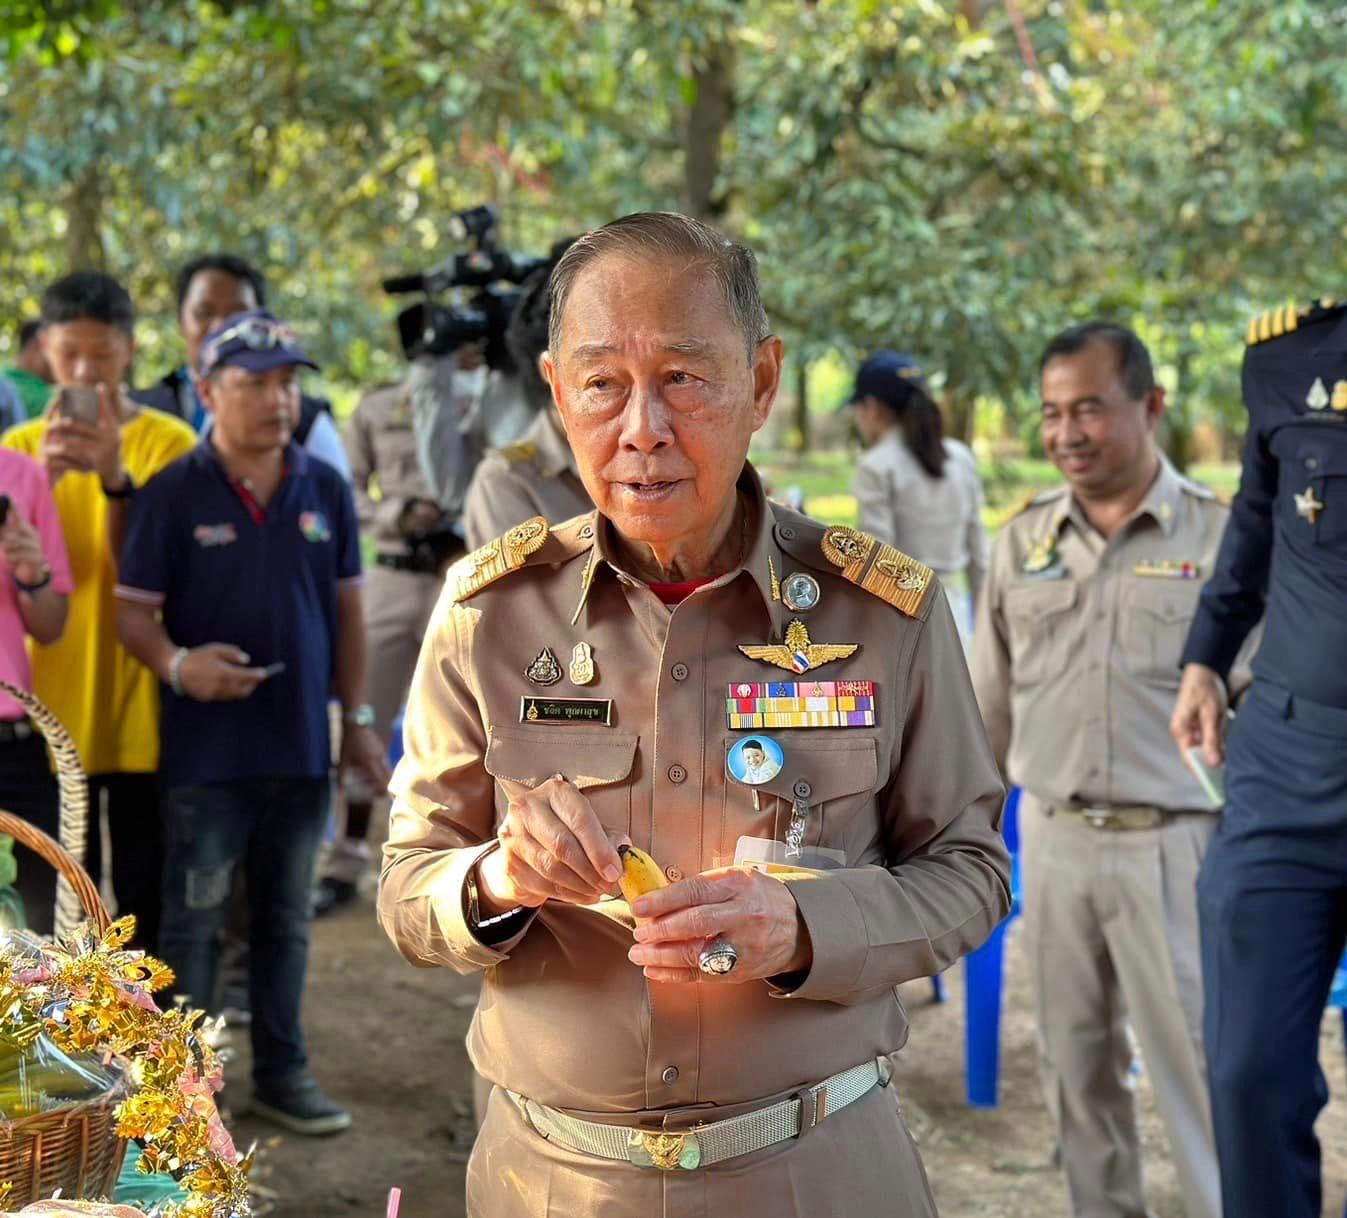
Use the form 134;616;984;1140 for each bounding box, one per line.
467;1073;938;1218
1019;792;1220;1218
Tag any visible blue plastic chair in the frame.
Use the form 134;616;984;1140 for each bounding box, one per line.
964;787;1022;1107
387;709;406;768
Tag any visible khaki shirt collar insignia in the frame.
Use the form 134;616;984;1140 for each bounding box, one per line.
1137;457;1184;538
569;465;784;635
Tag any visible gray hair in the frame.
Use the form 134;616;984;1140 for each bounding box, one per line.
547;212;770;360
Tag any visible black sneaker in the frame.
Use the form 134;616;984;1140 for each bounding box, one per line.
312;877;357;918
251;1074;352;1136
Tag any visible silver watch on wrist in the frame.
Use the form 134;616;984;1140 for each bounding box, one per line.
343;703;375;728
466;841;525;933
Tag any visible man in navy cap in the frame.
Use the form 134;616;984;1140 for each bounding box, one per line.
116;309;390;1135
847;351;988;643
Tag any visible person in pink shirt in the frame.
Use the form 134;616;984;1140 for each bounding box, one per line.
0;446;73;932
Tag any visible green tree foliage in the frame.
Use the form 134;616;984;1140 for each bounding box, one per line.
1;0;1344;441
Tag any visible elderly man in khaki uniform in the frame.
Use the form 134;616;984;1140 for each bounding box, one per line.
463;268;592;549
379;212;1011;1218
971;322;1246;1218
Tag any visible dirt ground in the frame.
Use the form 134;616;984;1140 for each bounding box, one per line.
224;896;1347;1218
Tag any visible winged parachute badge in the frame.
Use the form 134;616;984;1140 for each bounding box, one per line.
738;618;859;675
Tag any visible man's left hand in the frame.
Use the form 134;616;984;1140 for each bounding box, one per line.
628;867;812;983
341;723;392;793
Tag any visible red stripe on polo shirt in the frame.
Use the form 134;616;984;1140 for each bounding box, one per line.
228;466;288;525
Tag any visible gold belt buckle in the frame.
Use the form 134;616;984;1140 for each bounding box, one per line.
627;1129;702;1171
1082;808;1112;829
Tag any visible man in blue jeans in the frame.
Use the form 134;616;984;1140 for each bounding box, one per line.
115;309;389;1135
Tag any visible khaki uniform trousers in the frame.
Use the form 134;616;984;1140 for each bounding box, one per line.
1019;791;1220;1218
467;1072;937;1218
328;563;440;881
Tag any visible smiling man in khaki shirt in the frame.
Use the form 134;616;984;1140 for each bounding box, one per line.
971;322;1247;1218
379;212;1010;1218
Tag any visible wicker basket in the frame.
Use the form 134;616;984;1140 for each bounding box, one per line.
0;684;126;1204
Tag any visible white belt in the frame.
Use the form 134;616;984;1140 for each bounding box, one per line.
508;1058;885;1171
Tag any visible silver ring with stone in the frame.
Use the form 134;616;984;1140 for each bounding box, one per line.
698;938;738;976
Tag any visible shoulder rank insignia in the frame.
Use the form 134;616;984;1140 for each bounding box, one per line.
1246;298;1344;346
738;619;859;675
819;527;933;618
498;441;537;465
447;516;549;601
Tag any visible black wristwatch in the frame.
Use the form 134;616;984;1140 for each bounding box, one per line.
101;472;135;499
14;564;52;595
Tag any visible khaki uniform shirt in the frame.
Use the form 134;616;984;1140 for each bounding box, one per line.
970;458;1250;812
344;382;440;557
379;468;1010;1114
853;435;990;604
460;410;592;550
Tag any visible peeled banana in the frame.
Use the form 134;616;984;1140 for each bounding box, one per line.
617;843;668;906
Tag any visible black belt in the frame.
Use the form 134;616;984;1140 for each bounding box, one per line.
0;720;35;744
376;552;439;575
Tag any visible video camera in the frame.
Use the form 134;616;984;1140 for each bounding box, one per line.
382;205;551;369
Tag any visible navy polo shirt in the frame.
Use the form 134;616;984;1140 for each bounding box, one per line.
117;439;363;787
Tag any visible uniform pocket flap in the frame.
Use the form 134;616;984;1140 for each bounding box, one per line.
485;727;638;791
731;736;880;805
1295;435;1347;477
1128;580;1202;624
1004;579;1078;620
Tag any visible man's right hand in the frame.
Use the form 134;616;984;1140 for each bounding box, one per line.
476;776;626;913
176;644;267;702
1170;662;1228;768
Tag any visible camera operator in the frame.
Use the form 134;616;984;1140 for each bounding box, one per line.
462;267;592;549
314;343;482;914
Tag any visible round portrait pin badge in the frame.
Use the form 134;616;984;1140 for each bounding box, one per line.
727;736;785;786
781;572;821;613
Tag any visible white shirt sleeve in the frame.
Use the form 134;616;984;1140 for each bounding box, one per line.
305;409;353;482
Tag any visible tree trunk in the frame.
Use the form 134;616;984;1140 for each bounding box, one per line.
793;356;810;453
681;34;735;221
65;163;106;270
944;391;976;445
1164;347;1193;473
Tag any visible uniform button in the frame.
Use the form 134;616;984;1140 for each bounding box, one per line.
1307;457;1320;471
665;866;684;883
580;523;594;538
671;662;689;681
668;764;687;784
792;779;813;800
778;526;797;540
661;1066;679;1085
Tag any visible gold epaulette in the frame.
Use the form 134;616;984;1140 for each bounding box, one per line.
818;527;934;619
497;441;537;465
1246;298;1344;346
446;517;549;602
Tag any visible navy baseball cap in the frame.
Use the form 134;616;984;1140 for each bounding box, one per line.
198;309;319;378
844;350;927;410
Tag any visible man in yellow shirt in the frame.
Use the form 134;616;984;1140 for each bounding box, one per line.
2;271;196;947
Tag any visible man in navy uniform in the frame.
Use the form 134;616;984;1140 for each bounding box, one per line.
1171;298;1347;1218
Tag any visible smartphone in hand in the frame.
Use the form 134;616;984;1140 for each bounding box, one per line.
259;662;287;679
1185;746;1226;808
57;385;101;425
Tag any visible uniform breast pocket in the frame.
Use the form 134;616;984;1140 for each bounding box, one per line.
1003;580;1078;687
722;736;880;862
484;727;638;837
1120;580;1201;687
1283;433;1347;546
